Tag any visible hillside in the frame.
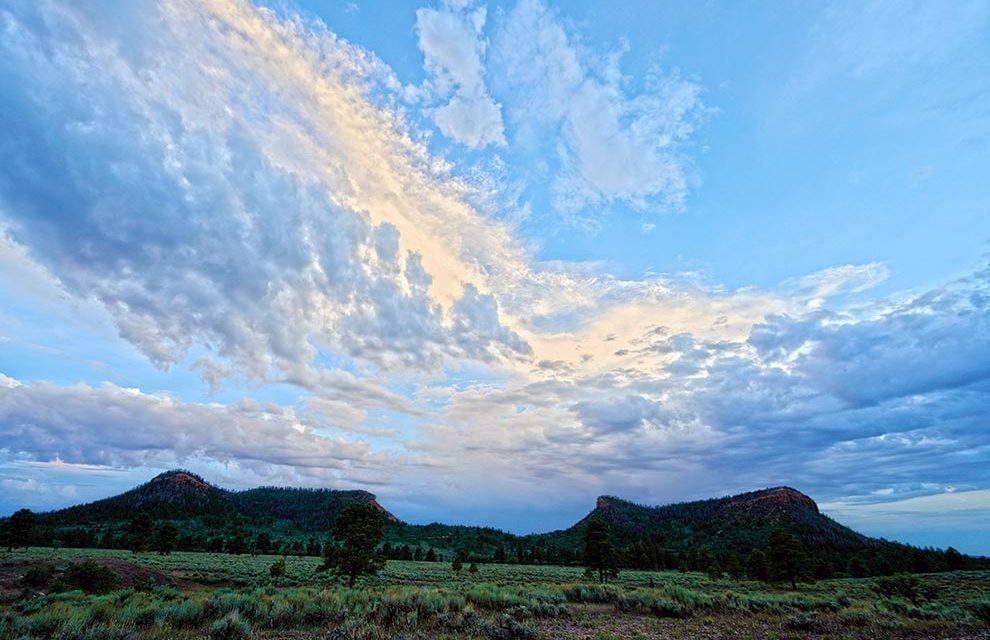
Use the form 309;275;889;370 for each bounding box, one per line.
541;487;867;553
21;471;985;577
39;470;398;534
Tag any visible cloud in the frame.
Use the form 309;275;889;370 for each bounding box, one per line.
573;394;672;433
0;0;987;543
749;267;990;406
1;262;989;533
790;262;890;307
0;0;530;389
409;262;990;519
491;0;709;211
0;377;397;486
416;0;505;147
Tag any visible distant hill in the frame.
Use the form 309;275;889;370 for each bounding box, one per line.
540;487;868;554
39;469;395;532
22;470;986;577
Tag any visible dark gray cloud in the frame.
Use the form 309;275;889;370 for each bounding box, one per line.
573;394;672;434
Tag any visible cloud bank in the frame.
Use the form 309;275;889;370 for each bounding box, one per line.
0;0;986;546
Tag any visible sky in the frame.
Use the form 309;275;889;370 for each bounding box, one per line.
0;0;988;554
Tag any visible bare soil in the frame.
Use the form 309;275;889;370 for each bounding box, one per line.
0;555;174;598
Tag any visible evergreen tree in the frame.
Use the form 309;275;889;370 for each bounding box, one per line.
847;556;869;578
452;548;466;573
767;530;809;589
255;532;272;555
98;530;115;549
583;517;617;584
317;503;386;587
227;532;246;555
306;536;321;556
128;512;153;553
706;560;723;581
723;554;745;580
425;548;437;562
468;562;479;575
153;521;179;555
747;550;769;581
945;547;966;571
1;509;36;551
269;558;286;587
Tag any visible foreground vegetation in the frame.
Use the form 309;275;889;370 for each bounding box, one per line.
2;548;988;639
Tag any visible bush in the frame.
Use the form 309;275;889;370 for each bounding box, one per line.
874;573;938;605
155;598;205;627
64;561;118;594
783;612;824;632
211;611;253;640
967;598;990;624
648;597;690;618
21;564;56;588
563;584;619;603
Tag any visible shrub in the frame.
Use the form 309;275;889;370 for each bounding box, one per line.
21;564;56;588
485;614;537;640
118;599;158;627
875;574;920;603
64;561;118;594
615;592;646;613
211;611;253;640
563;584;619;603
783;612;824;632
661;584;711;609
967;598;990;624
649;597;690;618
155;598;205;627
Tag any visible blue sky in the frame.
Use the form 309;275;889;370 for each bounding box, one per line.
0;0;988;554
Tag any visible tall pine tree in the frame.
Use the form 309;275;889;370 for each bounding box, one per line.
583;517;617;584
767;530;810;589
317;503;386;587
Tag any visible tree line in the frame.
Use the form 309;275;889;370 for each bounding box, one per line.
4;507;984;583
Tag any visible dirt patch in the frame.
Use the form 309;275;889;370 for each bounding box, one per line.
0;556;174;598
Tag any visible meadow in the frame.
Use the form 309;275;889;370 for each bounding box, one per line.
1;547;988;639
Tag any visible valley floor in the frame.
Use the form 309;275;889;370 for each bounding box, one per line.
1;548;988;639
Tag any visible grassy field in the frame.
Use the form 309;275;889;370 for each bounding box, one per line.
1;547;988;639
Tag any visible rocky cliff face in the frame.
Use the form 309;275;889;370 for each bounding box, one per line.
137;471;219;506
724;486;819;514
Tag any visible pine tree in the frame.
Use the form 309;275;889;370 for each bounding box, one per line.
452;549;466;573
747;550;769;581
269;558;286;587
154;521;179;555
128;513;153;553
583;517;617;584
317;503;386;587
1;509;36;551
945;547;966;571
767;530;809;589
227;532;246;555
255;532;272;555
306;536;321;557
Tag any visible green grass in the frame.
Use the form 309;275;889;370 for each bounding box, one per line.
2;547;989;639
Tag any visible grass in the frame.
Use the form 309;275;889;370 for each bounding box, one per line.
1;547;989;639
